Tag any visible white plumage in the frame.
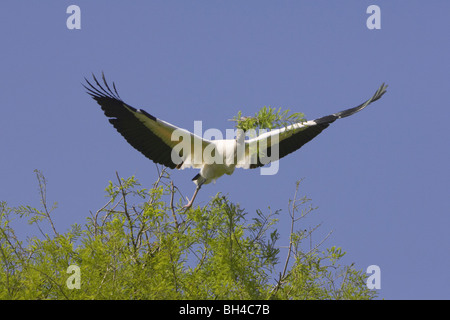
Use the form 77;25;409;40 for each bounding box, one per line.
85;73;387;208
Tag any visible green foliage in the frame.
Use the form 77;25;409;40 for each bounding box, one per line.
231;106;306;133
0;170;377;300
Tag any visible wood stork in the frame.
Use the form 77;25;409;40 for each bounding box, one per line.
84;73;387;208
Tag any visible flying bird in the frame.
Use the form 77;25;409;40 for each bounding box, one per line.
84;73;387;208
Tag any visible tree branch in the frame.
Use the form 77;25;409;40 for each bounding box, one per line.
115;171;136;253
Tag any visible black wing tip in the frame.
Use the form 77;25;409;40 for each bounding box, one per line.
362;82;389;108
83;71;122;101
331;82;388;120
374;82;388;101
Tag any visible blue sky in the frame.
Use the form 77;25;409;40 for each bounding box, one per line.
1;1;449;299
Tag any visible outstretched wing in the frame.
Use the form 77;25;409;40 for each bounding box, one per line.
240;83;388;169
84;73;210;169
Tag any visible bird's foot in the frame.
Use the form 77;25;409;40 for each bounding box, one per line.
183;197;193;210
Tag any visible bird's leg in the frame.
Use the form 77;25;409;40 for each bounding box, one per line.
183;185;201;209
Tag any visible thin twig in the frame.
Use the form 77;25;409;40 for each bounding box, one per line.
169;181;179;229
115;171;136;252
35;170;58;237
101;195;123;227
337;264;353;299
149;164;168;205
303;230;333;258
269;181;302;297
90;197;114;236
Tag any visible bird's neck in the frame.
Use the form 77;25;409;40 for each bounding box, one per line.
235;128;246;145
